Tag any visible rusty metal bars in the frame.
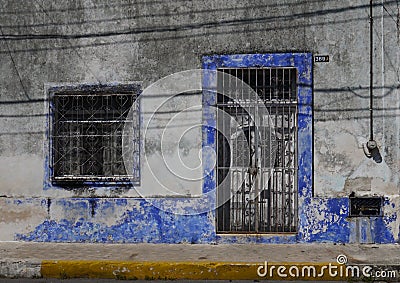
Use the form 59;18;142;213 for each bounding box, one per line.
216;67;298;233
51;92;139;184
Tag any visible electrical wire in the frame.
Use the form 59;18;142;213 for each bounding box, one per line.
0;26;31;100
0;1;397;41
383;3;399;26
34;0;102;83
369;0;374;142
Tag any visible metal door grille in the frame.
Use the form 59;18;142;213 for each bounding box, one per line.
51;92;140;185
216;68;298;233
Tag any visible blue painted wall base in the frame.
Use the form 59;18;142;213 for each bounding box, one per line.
15;197;397;244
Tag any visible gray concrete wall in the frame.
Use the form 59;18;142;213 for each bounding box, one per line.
0;0;399;240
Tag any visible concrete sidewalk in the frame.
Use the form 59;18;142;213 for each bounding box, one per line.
1;242;399;281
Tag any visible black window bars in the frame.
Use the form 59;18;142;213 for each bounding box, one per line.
50;86;140;186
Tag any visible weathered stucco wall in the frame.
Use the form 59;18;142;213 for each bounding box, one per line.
0;0;399;243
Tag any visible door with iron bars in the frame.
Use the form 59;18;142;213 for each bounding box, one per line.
216;68;298;233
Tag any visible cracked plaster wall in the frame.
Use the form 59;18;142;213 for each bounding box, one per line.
0;0;399;243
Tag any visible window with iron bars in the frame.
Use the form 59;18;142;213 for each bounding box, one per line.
49;84;140;186
216;68;298;233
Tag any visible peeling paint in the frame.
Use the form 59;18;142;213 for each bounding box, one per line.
13;196;397;243
7;52;400;244
298;198;350;243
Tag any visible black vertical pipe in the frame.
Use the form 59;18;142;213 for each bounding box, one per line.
369;0;374;141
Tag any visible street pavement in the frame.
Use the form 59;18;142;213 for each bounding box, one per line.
0;280;359;283
0;242;399;281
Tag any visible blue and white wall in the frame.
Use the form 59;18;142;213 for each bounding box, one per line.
0;0;399;244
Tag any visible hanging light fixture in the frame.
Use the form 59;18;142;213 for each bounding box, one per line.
364;0;382;162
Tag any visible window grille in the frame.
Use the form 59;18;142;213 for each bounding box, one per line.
216;68;298;233
50;87;140;185
349;197;382;217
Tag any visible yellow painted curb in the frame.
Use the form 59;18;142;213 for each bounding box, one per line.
41;260;348;280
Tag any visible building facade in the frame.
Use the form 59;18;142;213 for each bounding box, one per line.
0;0;399;243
